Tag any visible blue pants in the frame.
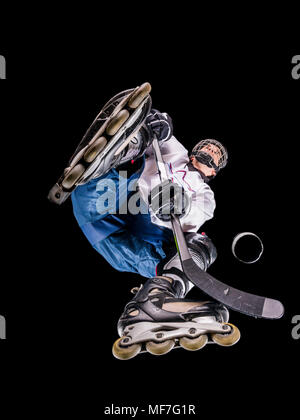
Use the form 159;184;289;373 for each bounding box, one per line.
71;158;173;278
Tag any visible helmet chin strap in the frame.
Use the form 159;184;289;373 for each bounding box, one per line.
194;151;219;172
191;152;219;183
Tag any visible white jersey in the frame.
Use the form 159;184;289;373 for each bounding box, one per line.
138;135;216;232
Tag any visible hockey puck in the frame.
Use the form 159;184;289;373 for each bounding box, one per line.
231;232;264;264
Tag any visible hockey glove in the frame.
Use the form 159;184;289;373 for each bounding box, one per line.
145;109;173;142
149;180;189;221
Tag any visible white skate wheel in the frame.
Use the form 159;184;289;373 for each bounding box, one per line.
145;339;175;356
61;164;85;190
232;232;264;264
211;323;241;347
112;337;142;360
128;82;152;109
179;334;208;351
47;183;70;205
84;136;107;163
106;109;130;136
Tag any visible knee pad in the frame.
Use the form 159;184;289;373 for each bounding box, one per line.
156;232;217;296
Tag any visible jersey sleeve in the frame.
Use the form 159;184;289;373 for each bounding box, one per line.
179;182;216;232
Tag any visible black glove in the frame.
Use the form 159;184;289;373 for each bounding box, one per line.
145;108;173;142
149;180;188;222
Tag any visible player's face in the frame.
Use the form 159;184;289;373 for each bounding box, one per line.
200;144;221;166
190;143;221;177
190;156;216;176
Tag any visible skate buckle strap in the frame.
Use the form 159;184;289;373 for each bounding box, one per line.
133;277;175;302
131;286;143;295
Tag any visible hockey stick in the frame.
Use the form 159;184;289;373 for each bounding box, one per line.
152;137;284;319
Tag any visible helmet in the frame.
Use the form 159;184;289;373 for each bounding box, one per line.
191;139;228;173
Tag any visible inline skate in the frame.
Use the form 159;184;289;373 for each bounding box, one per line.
48;82;152;205
112;233;240;360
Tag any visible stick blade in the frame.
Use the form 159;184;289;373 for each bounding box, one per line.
262;298;285;319
182;258;284;319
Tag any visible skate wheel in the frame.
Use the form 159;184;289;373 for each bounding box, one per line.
145;339;175;356
112;337;142;360
61;164;85;190
84;136;107;163
47;183;70;205
106;110;130;136
179;334;208;351
127;82;152;109
211;323;241;347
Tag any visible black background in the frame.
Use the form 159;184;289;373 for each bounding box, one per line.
0;7;299;417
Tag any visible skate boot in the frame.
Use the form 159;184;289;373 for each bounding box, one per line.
48;82;152;205
112;233;240;360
